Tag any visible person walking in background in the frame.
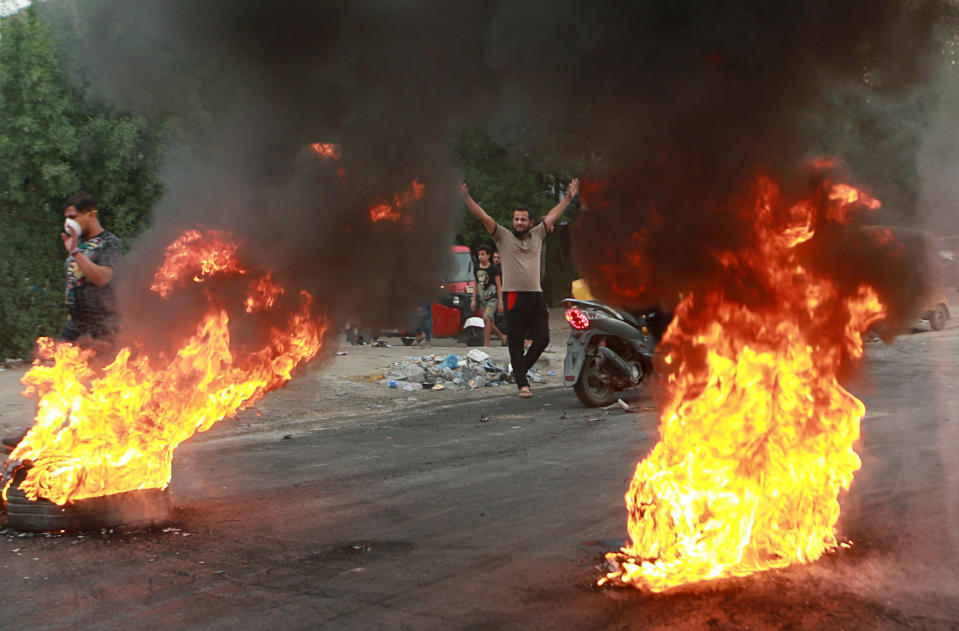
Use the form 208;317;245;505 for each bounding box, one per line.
413;300;432;348
3;192;122;452
470;245;507;346
459;178;580;397
60;192;123;345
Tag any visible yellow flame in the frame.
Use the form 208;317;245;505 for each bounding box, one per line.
5;230;327;505
602;174;888;591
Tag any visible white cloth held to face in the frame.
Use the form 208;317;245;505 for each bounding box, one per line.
64;218;82;239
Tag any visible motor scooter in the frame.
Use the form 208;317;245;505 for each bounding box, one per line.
562;298;666;407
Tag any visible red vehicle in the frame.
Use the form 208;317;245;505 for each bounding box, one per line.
401;245;485;345
440;245;475;296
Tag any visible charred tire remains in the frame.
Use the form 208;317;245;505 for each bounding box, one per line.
5;467;171;532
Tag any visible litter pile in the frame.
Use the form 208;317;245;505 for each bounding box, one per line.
378;349;548;391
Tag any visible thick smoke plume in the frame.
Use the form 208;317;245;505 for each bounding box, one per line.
43;0;955;347
45;0;502;352
550;2;954;332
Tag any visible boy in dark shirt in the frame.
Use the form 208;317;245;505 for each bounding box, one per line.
470;245;507;346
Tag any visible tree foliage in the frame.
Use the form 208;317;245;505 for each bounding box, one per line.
0;6;163;358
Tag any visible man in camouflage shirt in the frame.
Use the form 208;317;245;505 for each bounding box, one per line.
61;192;122;342
3;192;122;452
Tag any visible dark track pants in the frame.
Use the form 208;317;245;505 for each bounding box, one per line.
505;291;550;390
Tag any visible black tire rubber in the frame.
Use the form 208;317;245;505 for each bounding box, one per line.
930;304;948;331
5;467;171;532
573;354;617;407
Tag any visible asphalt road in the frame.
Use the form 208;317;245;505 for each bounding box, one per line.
2;322;959;630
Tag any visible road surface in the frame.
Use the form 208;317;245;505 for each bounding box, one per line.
1;321;958;629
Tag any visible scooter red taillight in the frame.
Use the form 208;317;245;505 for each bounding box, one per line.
565;306;590;330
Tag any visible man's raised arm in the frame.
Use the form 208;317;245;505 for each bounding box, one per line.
460;182;497;235
543;178;580;231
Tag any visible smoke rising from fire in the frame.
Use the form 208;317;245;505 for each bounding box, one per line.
44;0;500;350
40;0;955;344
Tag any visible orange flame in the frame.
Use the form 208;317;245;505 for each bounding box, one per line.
368;179;425;224
828;183;881;222
601;174;888;592
150;229;246;298
310;142;341;161
245;274;284;313
4;230;327;506
310;142;345;176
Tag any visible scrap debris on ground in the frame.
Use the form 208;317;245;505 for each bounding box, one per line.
376;349;554;392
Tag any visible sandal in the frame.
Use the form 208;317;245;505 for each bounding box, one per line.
518;387;533;398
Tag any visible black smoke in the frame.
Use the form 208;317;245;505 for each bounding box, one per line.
42;0;502;351
40;0;956;347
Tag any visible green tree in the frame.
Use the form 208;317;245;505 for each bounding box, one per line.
0;5;163;358
452;126;581;303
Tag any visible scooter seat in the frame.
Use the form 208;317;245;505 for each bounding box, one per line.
613;308;646;328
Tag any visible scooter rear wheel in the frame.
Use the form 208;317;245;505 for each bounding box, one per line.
574;353;617;407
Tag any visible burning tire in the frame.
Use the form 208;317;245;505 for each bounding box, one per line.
4;467;171;532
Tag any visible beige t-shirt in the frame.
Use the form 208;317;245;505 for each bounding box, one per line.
492;222;547;292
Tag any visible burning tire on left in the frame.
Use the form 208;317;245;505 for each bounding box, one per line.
4;466;171;532
3;229;328;529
